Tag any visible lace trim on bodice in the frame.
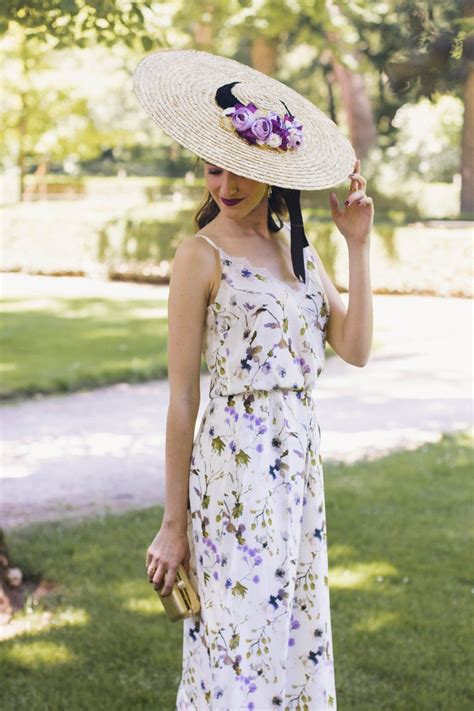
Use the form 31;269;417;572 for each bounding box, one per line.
196;233;310;297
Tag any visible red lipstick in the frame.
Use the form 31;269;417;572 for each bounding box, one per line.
221;197;244;206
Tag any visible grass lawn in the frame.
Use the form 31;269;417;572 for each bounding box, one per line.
1;430;472;710
0;293;171;400
0;281;341;401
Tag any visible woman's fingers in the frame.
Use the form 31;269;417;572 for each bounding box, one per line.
156;565;178;596
347;171;367;191
150;560;166;586
356;196;373;207
344;189;366;207
329;191;342;216
147;557;179;596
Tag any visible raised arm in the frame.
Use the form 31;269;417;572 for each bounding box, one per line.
311;157;374;367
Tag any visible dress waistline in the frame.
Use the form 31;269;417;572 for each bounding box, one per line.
210;386;315;401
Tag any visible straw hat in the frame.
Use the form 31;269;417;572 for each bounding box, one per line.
133;48;356;282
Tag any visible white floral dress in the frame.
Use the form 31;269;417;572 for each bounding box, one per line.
175;229;337;711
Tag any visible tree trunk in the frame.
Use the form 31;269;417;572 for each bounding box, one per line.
250;36;278;75
460;0;474;216
330;55;377;159
460;65;474;214
192;21;213;49
325;2;376;159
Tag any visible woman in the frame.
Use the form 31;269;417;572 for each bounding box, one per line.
134;49;373;709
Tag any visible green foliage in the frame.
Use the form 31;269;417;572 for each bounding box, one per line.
388;94;463;181
97;203;198;270
0;0;155;49
0;24;135;170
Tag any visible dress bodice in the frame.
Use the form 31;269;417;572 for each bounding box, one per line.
196;229;331;399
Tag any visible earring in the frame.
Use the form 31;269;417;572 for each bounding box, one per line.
268;185;273;198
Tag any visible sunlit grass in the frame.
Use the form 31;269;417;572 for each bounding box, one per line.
5;641;76;667
0;295;171;399
1;430;472;709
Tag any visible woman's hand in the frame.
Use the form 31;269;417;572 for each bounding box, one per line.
145;519;191;596
329;158;374;248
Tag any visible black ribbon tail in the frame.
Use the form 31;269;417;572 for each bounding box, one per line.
280;188;309;283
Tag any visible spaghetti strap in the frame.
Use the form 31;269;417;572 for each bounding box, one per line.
195;233;221;252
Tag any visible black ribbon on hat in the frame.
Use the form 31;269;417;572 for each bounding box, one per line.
279;188;309;284
215;82;309;283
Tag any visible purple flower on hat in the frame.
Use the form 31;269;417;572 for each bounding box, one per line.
287;129;304;149
220;101;303;152
268;110;283;127
232;106;257;132
251;117;272;143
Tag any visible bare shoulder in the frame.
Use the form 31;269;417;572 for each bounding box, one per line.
171;234;219;305
174;234;218;275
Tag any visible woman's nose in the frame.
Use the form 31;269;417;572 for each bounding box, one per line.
221;171;238;196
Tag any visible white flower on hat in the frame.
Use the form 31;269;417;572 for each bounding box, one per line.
268;133;283;148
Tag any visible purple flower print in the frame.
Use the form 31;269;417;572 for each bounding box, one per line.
256;443;264;453
225;577;232;588
291;617;300;630
252;575;260;583
224;405;239;422
288;637;295;646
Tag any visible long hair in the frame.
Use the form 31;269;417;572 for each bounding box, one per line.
192;156;288;232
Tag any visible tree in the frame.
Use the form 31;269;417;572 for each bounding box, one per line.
0;24;139;198
347;0;473;214
0;0;157;50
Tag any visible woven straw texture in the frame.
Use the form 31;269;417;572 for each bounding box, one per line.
133;49;356;191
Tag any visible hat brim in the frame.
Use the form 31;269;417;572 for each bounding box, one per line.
133;48;356;191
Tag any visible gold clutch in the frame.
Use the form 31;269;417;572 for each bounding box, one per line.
154;563;201;622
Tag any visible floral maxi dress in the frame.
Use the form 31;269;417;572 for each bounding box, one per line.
175;231;337;711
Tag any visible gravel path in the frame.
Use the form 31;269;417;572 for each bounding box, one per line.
1;293;472;531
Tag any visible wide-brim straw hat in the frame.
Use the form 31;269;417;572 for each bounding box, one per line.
133;48;355;191
133;48;356;284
